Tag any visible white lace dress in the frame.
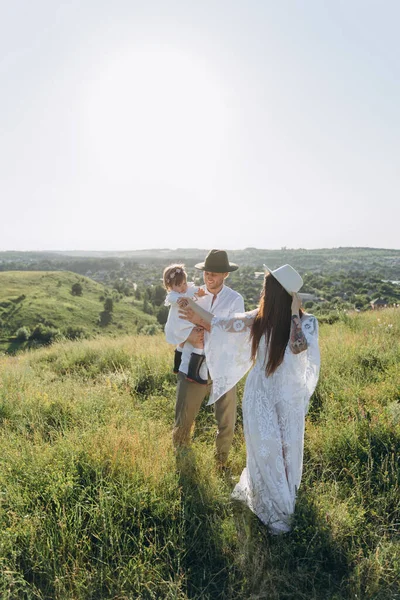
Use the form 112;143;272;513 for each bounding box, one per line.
206;311;320;534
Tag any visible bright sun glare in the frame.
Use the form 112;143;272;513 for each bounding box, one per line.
83;45;231;185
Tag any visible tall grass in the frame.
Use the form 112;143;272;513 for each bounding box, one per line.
0;311;399;599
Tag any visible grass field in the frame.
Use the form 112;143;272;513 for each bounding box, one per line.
0;271;157;353
0;309;399;599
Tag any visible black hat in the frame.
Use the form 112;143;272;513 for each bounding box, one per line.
195;249;239;273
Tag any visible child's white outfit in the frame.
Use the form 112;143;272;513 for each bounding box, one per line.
164;283;204;358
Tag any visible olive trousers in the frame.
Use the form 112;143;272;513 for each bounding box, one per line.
172;371;237;466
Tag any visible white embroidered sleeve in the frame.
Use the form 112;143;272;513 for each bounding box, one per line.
205;310;257;405
301;315;321;412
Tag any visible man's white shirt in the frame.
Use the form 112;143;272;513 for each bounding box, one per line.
164;284;245;376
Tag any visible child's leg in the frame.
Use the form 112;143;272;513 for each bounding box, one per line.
186;325;206;383
191;348;204;355
173;344;184;374
187;352;207;385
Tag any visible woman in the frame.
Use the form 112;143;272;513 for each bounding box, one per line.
178;264;320;534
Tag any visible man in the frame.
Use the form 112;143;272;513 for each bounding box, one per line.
165;249;245;467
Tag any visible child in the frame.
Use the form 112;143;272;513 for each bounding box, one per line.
163;263;208;385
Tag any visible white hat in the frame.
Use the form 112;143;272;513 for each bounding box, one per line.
262;264;303;295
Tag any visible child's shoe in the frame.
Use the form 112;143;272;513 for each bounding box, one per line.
186;353;208;385
173;349;182;374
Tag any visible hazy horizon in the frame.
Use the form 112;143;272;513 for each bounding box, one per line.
1;1;399;251
1;245;399;254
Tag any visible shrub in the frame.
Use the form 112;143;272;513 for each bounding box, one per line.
157;305;169;326
64;326;89;340
143;298;154;315
318;312;340;325
153;285;166;307
139;324;161;336
30;324;62;345
104;298;114;312
15;326;30;342
99;311;112;326
71;282;83;296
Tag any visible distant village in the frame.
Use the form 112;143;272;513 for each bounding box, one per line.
1;251;399;314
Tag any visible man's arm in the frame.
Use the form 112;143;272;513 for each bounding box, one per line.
186;327;205;346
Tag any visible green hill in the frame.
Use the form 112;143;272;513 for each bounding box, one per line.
0;309;398;598
0;271;158;352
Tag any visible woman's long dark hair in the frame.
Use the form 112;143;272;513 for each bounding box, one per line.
250;273;303;376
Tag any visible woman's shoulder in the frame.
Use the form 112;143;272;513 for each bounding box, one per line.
301;312;317;320
300;313;318;332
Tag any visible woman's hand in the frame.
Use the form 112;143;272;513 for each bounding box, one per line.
291;292;302;315
178;302;203;326
178;297;212;331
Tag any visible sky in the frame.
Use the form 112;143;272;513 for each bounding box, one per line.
0;0;399;251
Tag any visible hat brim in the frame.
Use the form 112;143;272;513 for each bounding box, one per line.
263;263;294;296
195;262;238;272
263;264;273;277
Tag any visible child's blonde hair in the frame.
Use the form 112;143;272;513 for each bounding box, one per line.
163;263;187;290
